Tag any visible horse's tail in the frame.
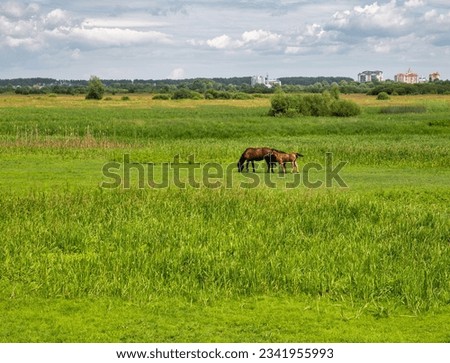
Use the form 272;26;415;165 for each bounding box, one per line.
296;153;304;158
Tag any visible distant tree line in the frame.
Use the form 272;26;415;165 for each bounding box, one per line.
1;77;450;97
366;81;450;96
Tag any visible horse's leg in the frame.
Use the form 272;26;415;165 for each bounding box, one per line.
251;160;255;172
265;156;274;173
293;160;298;173
245;160;249;172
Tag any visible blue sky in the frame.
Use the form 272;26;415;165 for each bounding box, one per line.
1;0;449;80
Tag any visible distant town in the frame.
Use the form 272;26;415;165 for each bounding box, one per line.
357;69;441;84
251;69;442;89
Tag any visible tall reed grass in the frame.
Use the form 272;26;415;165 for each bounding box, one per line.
1;188;448;313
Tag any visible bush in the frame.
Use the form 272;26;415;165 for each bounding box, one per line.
232;92;253;100
204;90;232;99
152;94;171;100
331;100;362;117
269;92;361;117
172;89;204;100
85;76;105;100
377;92;390;100
269;92;291;115
295;94;332;116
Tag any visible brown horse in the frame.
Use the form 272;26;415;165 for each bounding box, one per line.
266;150;303;173
237;147;278;172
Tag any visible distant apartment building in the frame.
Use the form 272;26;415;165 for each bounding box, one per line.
395;68;418;84
251;74;281;88
358;70;384;83
429;71;441;82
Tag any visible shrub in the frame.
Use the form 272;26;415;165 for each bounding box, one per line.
269;92;361;117
172;89;204;100
121;96;131;101
204;90;241;99
232;92;253;100
269;92;291;115
377;92;390;100
152;94;171;100
295;94;332;116
85;76;105;100
331;100;362;117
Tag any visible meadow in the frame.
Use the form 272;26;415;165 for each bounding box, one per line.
0;93;449;342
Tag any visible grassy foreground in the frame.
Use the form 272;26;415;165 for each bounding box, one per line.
0;94;449;342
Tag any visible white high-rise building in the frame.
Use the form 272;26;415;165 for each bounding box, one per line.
358;70;384;83
251;74;281;88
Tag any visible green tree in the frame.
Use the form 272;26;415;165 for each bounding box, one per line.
85;76;105;100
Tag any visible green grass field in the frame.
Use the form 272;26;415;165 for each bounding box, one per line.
0;94;449;342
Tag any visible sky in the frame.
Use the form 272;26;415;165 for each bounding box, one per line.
1;0;449;81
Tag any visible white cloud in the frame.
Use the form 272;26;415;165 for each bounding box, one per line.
0;3;173;53
330;0;410;34
284;46;303;54
0;1;39;18
81;17;170;29
424;9;450;24
71;48;81;59
55;27;172;48
207;34;235;49
0;16;37;37
405;0;425;7
4;35;37;49
169;67;185;79
205;29;282;50
371;39;393;54
241;29;281;44
305;24;326;38
44;9;71;28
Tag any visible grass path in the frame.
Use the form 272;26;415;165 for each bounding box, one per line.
2;297;450;342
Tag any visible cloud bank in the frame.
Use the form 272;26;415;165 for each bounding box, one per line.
1;1;449;79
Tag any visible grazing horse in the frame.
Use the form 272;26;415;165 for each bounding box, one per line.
237;147;277;172
266;150;303;173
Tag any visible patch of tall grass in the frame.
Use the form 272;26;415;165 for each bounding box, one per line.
1;188;448;313
380;105;427;114
0;102;447;144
